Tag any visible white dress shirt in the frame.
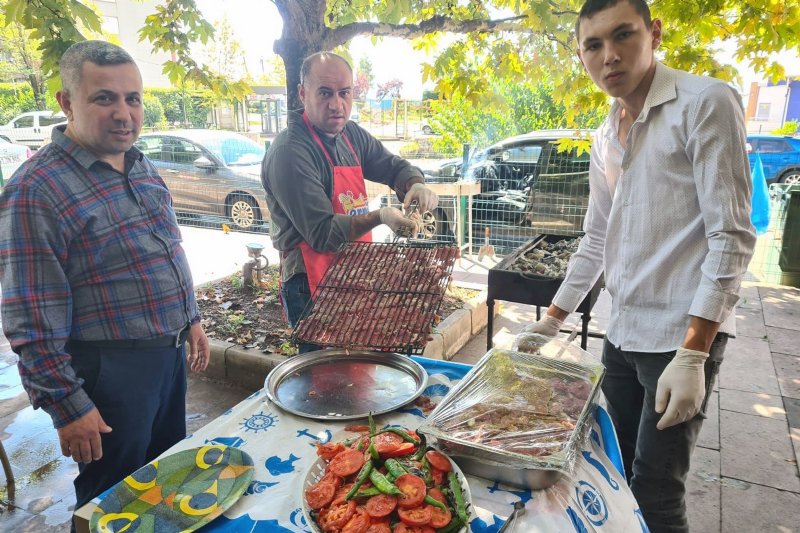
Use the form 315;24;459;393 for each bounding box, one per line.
553;62;756;352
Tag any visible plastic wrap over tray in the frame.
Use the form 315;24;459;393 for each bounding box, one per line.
418;345;604;478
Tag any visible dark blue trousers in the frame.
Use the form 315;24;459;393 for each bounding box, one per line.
67;342;187;511
601;334;727;533
280;273;321;354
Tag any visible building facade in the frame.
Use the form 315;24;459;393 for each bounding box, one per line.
746;78;799;133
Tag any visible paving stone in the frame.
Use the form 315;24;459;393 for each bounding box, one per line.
421;332;444;360
720;410;800;493
224;347;279;391
766;326;800;357
719;389;786;420
721;480;800;533
686;446;721;533
785;397;800;429
186;373;254;434
0;502;37;532
718;335;780;395
203;338;234;379
698;391;720;450
773;352;800;400
737;285;762;310
733;306;766;338
759;286;800;331
0;456;77;518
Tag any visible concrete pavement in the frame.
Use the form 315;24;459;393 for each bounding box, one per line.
1;226;799;532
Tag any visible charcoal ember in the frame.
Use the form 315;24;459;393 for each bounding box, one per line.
508;236;581;278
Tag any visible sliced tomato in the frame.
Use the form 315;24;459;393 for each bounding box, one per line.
319;471;344;490
427;495;452;528
427;488;446;504
373;431;404;454
398;505;433;526
318;500;356;530
341;507;371;533
365;522;391;533
332;483;355;506
305;480;336;510
430;468;445;486
395;473;427;508
394;526;435;533
328;448;366;477
379;441;416;458
364;494;397;518
424;450;452;472
317;441;346;461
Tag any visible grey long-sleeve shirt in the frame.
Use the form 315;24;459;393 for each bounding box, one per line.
261;110;424;281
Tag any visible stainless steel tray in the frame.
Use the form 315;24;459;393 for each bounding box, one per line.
264;350;428;420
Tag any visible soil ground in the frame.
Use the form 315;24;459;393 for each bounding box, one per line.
196;265;479;355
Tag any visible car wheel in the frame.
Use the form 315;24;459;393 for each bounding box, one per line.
422;125;434;135
227;194;261;230
780;171;800;185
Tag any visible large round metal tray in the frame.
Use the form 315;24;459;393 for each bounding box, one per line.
264;350;428;420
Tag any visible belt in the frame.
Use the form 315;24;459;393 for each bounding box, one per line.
69;324;191;350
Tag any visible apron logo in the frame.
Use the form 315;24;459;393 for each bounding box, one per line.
338;190;369;216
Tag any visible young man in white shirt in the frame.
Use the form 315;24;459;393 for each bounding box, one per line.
521;1;756;531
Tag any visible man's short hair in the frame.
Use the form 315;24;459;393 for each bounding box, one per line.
59;40;136;93
299;51;353;86
575;0;652;39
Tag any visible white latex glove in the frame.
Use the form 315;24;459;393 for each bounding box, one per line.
403;183;439;213
655;347;709;430
379;206;418;235
519;314;564;338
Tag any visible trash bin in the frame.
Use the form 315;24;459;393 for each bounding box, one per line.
779;186;800;287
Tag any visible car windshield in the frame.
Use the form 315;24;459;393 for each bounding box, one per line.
189;133;266;166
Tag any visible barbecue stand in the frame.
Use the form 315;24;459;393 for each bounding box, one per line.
292;242;459;355
487;234;603;350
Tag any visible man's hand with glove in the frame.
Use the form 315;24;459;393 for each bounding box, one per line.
655;347;709;429
379;206;419;235
403;183;439;213
519;314;564;338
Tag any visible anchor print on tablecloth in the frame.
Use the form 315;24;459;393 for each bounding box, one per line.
241;411;278;433
582;450;620;490
296;428;333;446
567;505;589;533
486;480;534;505
265;454;301;476
290;508;308;530
244;480;279;495
465;515;501;533
212;514;296;532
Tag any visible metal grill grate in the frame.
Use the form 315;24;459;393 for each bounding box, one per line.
292;242;460;354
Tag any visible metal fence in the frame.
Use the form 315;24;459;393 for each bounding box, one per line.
746;184;799;287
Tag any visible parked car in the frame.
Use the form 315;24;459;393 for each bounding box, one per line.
746;134;800;185
0;137;33;183
135;130;269;231
0;111;67;149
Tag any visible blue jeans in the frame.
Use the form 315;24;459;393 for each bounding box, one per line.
67;342;187;521
601;334;727;533
280;273;321;354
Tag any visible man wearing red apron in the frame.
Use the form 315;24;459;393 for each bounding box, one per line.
261;52;439;352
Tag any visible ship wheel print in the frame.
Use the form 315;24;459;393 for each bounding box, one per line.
575;480;608;526
241;411;278;433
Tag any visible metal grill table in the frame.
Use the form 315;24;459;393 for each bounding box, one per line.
293;242;459;354
486;235;603;350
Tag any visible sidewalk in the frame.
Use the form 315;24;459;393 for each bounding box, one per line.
1;227;798;532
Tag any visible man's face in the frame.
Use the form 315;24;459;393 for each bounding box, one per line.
56;61;143;165
577;1;661;102
299;57;353;136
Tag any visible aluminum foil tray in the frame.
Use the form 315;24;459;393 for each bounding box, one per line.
264;350;428;420
418;346;604;488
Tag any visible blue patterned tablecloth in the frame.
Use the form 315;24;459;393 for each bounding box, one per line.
89;356;649;532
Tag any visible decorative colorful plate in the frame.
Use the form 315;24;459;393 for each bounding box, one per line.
90;445;254;533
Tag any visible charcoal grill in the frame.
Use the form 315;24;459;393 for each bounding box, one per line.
487;234;603;350
292;242;459;354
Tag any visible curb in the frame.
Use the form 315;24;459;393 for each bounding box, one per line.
202;290;497;387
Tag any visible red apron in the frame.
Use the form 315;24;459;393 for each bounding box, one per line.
298;112;371;296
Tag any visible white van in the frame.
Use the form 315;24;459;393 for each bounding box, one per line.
0;111;67;149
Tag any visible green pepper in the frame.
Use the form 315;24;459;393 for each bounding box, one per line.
381;427;420;444
353;487;382;498
369;468;403;496
368;412;377;436
420;456;434;487
448;471;469;524
368;438;380;461
413;443;429;461
384;458;407;479
345;460;373;501
425;494;447;511
435;517;463;533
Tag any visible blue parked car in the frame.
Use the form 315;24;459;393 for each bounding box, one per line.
747;134;800;185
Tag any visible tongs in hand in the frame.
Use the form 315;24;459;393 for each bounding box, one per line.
392;201;420;244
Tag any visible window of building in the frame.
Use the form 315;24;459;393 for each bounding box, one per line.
756;102;771;121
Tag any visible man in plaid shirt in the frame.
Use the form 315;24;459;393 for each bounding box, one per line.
0;41;209;521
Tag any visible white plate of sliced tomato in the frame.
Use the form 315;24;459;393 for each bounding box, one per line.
302;424;471;533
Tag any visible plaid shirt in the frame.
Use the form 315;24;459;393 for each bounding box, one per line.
0;126;199;428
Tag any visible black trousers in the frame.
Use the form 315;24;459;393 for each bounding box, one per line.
67;342;187;516
601;334;727;533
